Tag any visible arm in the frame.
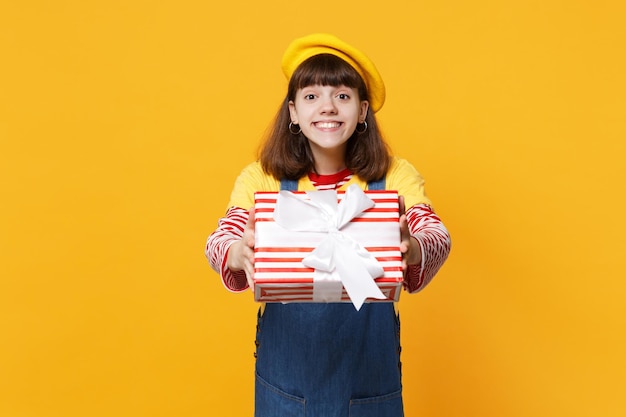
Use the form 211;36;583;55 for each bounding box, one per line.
400;202;451;293
205;162;278;292
205;206;254;292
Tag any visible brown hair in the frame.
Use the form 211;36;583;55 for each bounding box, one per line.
259;54;392;182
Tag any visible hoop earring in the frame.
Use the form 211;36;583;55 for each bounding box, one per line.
355;121;368;134
289;122;302;135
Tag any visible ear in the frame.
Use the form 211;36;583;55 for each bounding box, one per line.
288;100;298;124
359;100;369;122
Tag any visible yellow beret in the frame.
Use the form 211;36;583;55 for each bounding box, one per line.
281;33;386;113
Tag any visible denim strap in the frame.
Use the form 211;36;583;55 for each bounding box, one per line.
279;177;386;191
279;178;299;191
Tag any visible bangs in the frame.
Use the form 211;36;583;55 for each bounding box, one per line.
288;54;366;96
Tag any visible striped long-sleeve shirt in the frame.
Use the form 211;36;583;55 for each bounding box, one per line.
206;168;450;294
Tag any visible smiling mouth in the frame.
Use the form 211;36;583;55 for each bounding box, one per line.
314;122;342;129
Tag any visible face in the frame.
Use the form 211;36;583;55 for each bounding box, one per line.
289;84;369;157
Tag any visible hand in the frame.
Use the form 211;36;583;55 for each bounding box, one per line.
226;208;256;290
399;196;422;272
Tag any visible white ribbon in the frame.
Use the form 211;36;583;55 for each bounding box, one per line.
273;184;386;310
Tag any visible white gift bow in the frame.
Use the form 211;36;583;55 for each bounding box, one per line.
273;184;387;310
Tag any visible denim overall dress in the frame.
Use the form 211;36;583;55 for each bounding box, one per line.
254;178;404;417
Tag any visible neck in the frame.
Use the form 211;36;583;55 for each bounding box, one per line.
314;157;347;175
311;146;347;175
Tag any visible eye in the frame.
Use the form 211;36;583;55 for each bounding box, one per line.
304;93;316;100
337;93;350;100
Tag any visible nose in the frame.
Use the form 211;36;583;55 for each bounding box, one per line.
319;96;338;114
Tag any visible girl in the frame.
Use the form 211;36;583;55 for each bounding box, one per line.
206;33;451;417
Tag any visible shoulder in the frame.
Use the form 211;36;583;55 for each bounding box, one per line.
386;157;432;207
237;161;266;179
227;161;281;209
235;161;281;184
386;157;423;182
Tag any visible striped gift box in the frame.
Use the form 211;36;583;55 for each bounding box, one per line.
253;190;403;303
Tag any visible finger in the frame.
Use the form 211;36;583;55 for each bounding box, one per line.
244;207;256;247
243;258;255;284
398;195;406;216
399;213;410;243
245;207;257;291
245;271;255;291
246;206;256;229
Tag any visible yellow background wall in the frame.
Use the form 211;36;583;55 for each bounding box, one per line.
1;1;624;416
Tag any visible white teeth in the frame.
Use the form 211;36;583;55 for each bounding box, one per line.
316;122;340;129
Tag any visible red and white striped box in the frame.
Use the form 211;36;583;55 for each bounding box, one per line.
253;190;403;303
